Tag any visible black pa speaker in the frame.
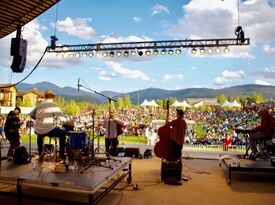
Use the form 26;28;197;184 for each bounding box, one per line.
10;38;27;73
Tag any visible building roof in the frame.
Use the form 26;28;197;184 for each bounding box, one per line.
0;0;60;39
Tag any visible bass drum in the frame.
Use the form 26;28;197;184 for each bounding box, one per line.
67;131;88;160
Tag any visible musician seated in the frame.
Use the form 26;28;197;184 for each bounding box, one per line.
30;90;68;161
249;107;275;159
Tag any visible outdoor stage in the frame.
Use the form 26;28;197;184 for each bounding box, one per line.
220;156;275;184
0;156;132;205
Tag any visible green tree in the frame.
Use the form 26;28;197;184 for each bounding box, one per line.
250;92;264;104
63;100;80;115
217;94;227;104
116;97;124;109
124;95;131;108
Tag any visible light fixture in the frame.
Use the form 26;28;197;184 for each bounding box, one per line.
168;50;173;55
153;50;158;55
224;47;230;54
124;51;129;57
138;51;143;56
69;53;74;58
82;53;87;58
131;51;136;56
216;48;221;54
102;52;108;57
161;49;166;55
109;51;114;57
96;52;101;57
89;52;94;57
75;53;80;58
145;50;151;56
208;48;213;54
175;49;181;55
117;51;122;57
191;48;197;54
200;48;205;54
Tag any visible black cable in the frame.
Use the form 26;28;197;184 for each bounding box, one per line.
0;47;48;89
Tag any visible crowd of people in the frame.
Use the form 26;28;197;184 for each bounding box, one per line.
0;90;274;161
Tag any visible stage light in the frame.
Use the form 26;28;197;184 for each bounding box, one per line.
69;53;74;58
131;51;136;56
109;51;114;57
153;50;158;55
175;49;181;55
138;51;143;56
124;51;129;57
168;50;173;55
145;50;151;56
224;47;229;54
208;48;213;54
200;48;205;54
161;49;166;55
117;51;122;57
96;52;101;57
82;53;87;58
103;52;108;57
191;48;197;54
89;52;94;57
75;53;80;58
216;48;221;54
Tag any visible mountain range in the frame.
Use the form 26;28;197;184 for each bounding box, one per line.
17;82;275;104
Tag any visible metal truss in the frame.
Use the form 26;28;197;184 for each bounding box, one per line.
46;38;250;53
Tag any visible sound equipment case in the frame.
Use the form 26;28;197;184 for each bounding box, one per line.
161;158;182;181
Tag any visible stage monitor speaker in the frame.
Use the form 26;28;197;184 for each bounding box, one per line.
10;38;27;73
125;147;140;158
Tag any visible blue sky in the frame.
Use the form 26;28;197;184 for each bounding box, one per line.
1;0;275;93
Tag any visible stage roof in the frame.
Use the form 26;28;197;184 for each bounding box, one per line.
0;0;60;39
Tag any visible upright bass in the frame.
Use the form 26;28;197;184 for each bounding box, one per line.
154;101;172;159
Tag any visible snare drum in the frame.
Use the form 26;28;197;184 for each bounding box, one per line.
67;131;87;150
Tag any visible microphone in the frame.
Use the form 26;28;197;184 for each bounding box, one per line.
77;78;80;91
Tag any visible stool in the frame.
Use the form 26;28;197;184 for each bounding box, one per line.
44;136;59;162
38;134;59;162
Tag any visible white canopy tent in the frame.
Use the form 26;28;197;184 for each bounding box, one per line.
182;100;191;108
171;100;182;107
171;100;191;108
148;100;159;107
221;100;231;107
231;100;242;107
140;99;150;107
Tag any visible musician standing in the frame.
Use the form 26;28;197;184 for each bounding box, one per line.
103;110;124;156
249;107;275;158
165;109;187;159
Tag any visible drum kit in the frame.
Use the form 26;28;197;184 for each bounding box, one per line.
65;110;117;173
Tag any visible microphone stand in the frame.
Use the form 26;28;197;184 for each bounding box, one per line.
78;83;120;173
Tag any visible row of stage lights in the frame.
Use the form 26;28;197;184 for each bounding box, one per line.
59;47;230;58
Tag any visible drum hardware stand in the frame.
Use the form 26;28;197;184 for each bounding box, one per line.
78;79;121;173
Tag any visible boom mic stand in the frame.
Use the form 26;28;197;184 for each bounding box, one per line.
78;80;120;173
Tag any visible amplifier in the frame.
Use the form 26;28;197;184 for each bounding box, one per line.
125;147;140;158
161;159;182;181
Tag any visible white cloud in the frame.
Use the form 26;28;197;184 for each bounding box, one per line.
213;70;246;86
263;44;275;54
192;85;203;88
99;70;116;81
0;20;80;71
164;74;173;81
167;0;275;58
213;76;228;86
104;61;150;80
151;4;170;16
55;17;96;41
133;17;141;23
255;66;275;80
163;73;184;81
255;79;271;85
222;70;246;79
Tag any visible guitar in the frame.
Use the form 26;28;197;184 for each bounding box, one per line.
154;100;172;159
